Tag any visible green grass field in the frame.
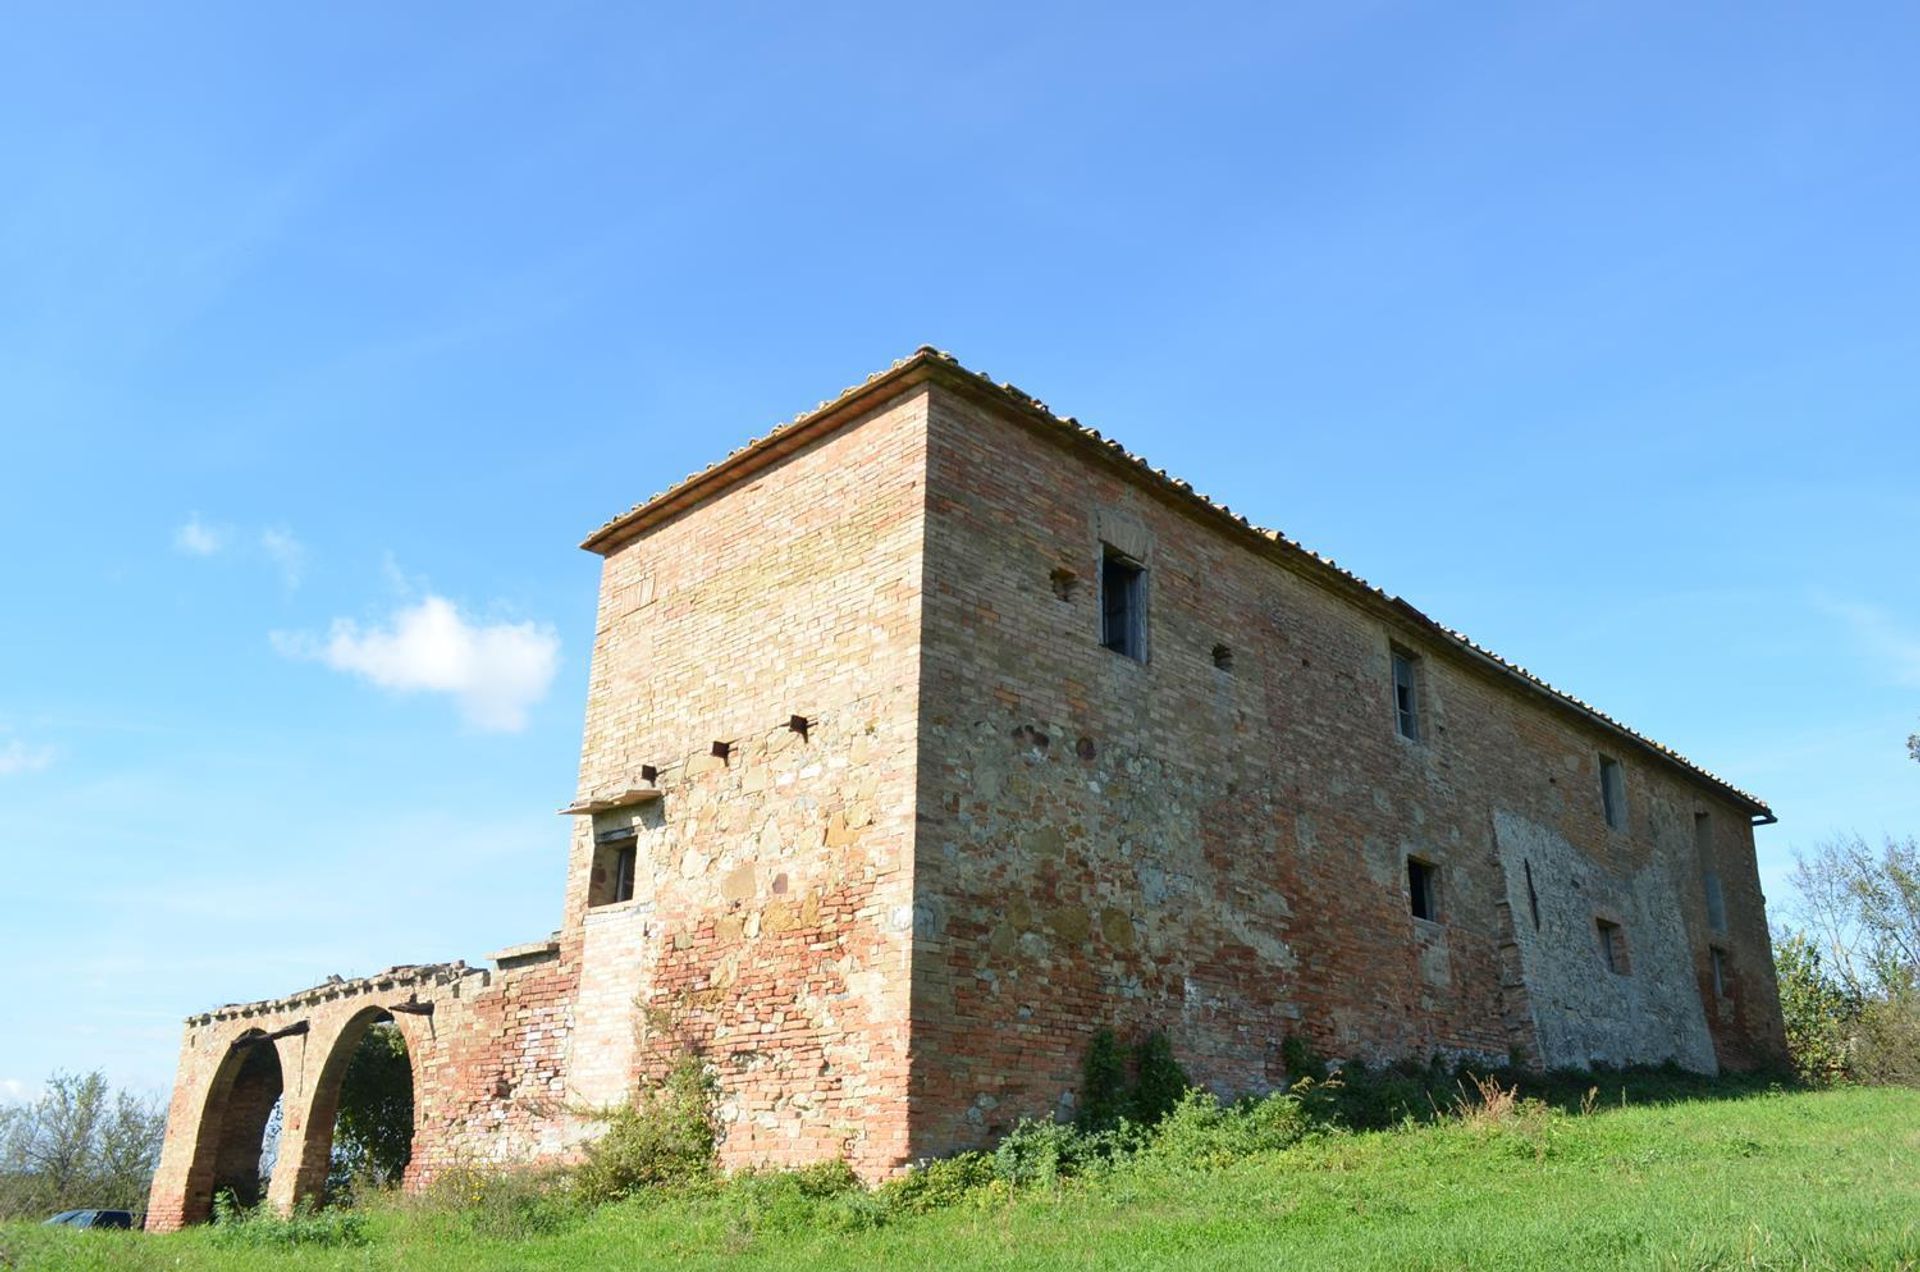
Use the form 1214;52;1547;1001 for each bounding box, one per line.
9;1086;1918;1271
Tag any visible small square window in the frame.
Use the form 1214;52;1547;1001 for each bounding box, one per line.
1391;648;1422;742
1599;756;1626;830
1408;858;1438;922
1100;546;1146;662
1596;918;1628;974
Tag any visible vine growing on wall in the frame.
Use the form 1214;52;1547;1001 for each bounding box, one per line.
1076;1028;1191;1131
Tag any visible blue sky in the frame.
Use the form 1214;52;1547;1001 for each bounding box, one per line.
2;3;1917;1101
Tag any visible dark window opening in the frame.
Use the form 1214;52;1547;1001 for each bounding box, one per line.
1212;643;1234;671
1597;918;1628;974
1523;858;1541;930
1100;547;1146;661
590;829;638;908
1600;756;1626;829
1710;945;1731;998
1408;858;1438;922
1392;648;1422;741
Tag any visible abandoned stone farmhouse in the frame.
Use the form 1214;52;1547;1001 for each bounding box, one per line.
147;348;1787;1227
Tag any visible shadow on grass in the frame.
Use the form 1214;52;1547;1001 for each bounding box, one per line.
1298;1052;1799;1132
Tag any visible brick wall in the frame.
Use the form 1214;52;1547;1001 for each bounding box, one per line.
146;961;581;1231
564;386;930;1176
907;381;1784;1157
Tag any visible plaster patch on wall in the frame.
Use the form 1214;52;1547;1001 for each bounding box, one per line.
1493;808;1714;1072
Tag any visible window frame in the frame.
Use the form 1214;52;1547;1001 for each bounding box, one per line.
1596;917;1629;974
1407;856;1440;923
1391;646;1423;743
589;826;640;909
1099;545;1148;663
1599;755;1627;830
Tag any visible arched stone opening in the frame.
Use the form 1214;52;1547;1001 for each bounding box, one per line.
276;1008;419;1208
182;1031;284;1223
327;1012;418;1198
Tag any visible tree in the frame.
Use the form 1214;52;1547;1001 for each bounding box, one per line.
92;1088;167;1210
1773;932;1859;1084
0;1072;165;1220
1788;834;1920;998
328;1022;414;1197
1783;834;1920;1088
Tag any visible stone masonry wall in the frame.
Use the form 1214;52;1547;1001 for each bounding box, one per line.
565;387;929;1178
907;382;1784;1158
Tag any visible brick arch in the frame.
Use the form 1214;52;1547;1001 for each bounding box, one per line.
267;1004;427;1213
177;1026;287;1224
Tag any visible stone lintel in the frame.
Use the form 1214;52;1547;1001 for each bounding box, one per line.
558;787;662;815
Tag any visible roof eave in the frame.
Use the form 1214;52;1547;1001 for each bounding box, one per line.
578;350;946;556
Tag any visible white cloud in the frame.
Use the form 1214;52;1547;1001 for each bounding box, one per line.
173;513;226;556
273;596;560;731
1823;598;1920;688
174;514;309;588
259;526;307;588
0;739;55;777
0;1077;36;1104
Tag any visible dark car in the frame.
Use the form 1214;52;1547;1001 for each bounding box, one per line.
42;1209;135;1229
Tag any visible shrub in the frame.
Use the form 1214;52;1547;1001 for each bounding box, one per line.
1319;1058;1432;1130
878;1152;999;1215
574;1055;718;1203
992;1118;1091;1188
1775;932;1860;1085
716;1161;882;1235
1146;1089;1309;1169
1078;1029;1129;1131
207;1192;367;1249
421;1166;581;1240
1129;1033;1189;1125
1280;1034;1327;1084
1854;989;1920;1087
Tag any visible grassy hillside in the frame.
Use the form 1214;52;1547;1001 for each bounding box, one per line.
8;1086;1918;1271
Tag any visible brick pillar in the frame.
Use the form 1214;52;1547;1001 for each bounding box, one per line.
265;1066;338;1214
266;1007;423;1214
146;1028;286;1230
